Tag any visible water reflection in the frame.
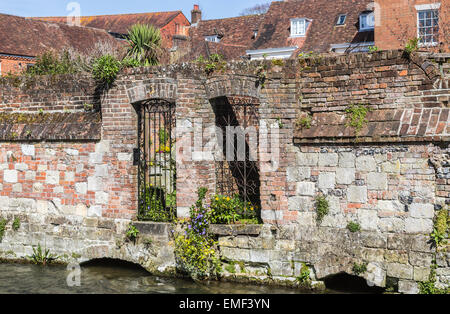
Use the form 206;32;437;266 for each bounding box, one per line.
0;263;314;294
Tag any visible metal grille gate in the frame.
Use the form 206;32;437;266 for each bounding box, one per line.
213;98;261;216
136;99;176;221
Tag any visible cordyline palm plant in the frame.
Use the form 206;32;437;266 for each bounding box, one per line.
126;23;162;67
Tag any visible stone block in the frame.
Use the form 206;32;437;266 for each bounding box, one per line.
367;172;388;190
338;152;355;168
94;165;108;177
318;153;338;167
409;203;435;219
21;145;35;157
387;263;414;280
398;280;419;294
414;267;431;282
318;172;335;189
409;252;433;267
358;210;379;231
75;182;87;195
336;168;355;185
356;156;377;172
87;177;103;192
297;152;318;166
95;192;109;205
87;205;102;218
4;170;18;183
347;186;368;203
45;171;60;185
405;218;433;234
296;182;316;196
288;196;313;211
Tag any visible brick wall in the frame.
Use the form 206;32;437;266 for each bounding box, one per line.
0;50;448;292
0;57;35;76
375;0;449;52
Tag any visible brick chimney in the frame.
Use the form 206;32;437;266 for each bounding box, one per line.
191;4;202;24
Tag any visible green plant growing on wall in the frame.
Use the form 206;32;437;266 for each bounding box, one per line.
225;261;237;274
91;54;121;86
419;259;449;294
347;221;361;233
174;187;222;280
29;244;58;266
26;50;80;76
315;195;329;224
255;63;268;88
368;46;379;53
12;218;20;231
404;38;420;55
126;223;140;242
352;262;368;275
271;58;284;67
296;114;312;129
345;103;372;135
430;208;449;249
0;218;7;242
297;262;311;285
196;54;226;75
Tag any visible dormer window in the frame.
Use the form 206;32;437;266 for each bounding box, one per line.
359;12;375;31
336;14;347;25
290;18;307;37
205;35;221;43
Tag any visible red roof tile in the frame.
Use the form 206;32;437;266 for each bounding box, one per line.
0;14;120;57
33;11;186;35
252;0;375;52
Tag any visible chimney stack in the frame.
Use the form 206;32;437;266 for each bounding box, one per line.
191;4;202;25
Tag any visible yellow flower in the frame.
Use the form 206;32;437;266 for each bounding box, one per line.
215;197;219;201
250;207;254;211
226;197;230;201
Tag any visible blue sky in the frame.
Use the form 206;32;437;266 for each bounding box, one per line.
0;0;270;20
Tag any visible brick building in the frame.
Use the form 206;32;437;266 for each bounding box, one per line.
183;1;376;61
33;11;191;49
375;0;449;52
0;14;120;76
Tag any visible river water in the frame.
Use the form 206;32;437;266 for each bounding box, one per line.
0;262;319;294
0;261;383;294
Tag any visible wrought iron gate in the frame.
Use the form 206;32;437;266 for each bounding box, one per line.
136;99;176;221
213;97;261;217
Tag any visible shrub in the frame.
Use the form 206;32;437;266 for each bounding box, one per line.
174;187;221;280
126;23;162;66
430;208;448;248
352;262;368;275
12;217;20;231
126;223;140;242
26;50;80;76
0;218;7;242
29;244;58;266
347;221;361;233
405;38;419;55
345;103;372;135
91;54;121;86
315;195;329;223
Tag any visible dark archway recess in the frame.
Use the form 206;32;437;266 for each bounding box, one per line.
134;99;176;222
211;96;262;222
323;273;385;294
80;258;151;274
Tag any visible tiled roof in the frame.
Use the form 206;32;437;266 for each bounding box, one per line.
186;14;265;60
33;11;185;35
251;0;375;52
0;14;120;57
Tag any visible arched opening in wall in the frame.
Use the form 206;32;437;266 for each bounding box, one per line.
80;258;150;274
323;273;385;294
134;99;176;222
211;96;262;223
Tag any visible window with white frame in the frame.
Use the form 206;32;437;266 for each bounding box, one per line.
359;12;375;31
417;9;439;45
336;14;347;26
205;35;221;43
290;18;307;37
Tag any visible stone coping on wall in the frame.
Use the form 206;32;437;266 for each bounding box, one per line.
209;224;262;236
0;112;101;141
295;107;449;144
133;221;262;237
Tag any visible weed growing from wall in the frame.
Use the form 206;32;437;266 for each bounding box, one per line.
345;103;372;135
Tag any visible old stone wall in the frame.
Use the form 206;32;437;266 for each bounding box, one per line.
0;50;448;293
